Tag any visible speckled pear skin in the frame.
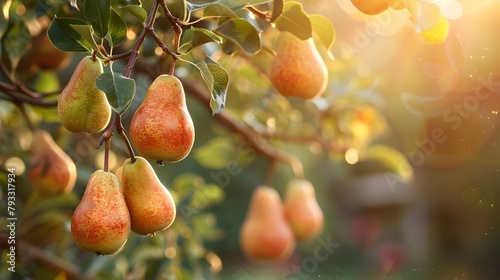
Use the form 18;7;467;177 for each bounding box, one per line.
129;75;195;163
71;170;131;255
269;31;328;100
58;56;111;134
121;156;176;235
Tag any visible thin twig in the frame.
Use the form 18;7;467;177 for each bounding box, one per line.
158;0;183;75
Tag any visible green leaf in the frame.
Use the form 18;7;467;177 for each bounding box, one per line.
70;0;79;11
108;8;127;47
69;24;99;52
309;14;335;50
214;18;261;55
190;184;225;210
179;27;222;53
236;9;262;32
47;17;94;52
203;3;238;18
120;5;147;24
186;0;218;11
274;1;312;40
172;173;204;202
218;0;271;11
85;0;111;38
194;136;234;169
96;71;136;114
1;20;30;67
195;57;229;115
207;62;229;115
190;213;224;240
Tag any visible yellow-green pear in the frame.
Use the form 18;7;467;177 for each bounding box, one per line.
58;56;111;134
71;170;131;255
284;179;324;241
129;75;195;163
121;156;176;235
28;130;77;194
269;31;328;100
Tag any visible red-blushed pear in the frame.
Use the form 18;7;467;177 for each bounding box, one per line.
129;75;195;163
269;31;328;100
28;130;77;195
239;186;296;261
351;0;389;15
58;56;111;134
71;170;130;255
284;179;324;241
121;156;176;235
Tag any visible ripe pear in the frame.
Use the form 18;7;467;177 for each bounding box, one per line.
71;170;130;255
269;31;328;100
58;56;111;134
351;0;389;15
121;156;176;235
239;186;295;261
28;130;77;195
129;75;194;163
284;179;324;241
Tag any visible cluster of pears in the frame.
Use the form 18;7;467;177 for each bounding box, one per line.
28;129;77;195
239;178;324;261
269;31;328;100
60;62;193;254
71;156;177;255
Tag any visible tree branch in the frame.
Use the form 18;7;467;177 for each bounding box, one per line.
180;78;304;179
0;233;89;280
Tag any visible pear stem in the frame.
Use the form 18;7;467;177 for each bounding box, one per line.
264;160;278;186
104;138;111;172
158;0;182;75
96;112;136;163
116;114;137;163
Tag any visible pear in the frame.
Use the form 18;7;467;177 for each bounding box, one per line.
121;156;176;235
351;0;389;15
269;31;328;100
32;30;72;70
28;130;77;195
58;56;111;134
284;179;324;241
71;170;130;255
129;74;195;163
239;186;295;261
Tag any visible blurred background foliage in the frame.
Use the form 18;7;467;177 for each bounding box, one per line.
1;0;500;279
